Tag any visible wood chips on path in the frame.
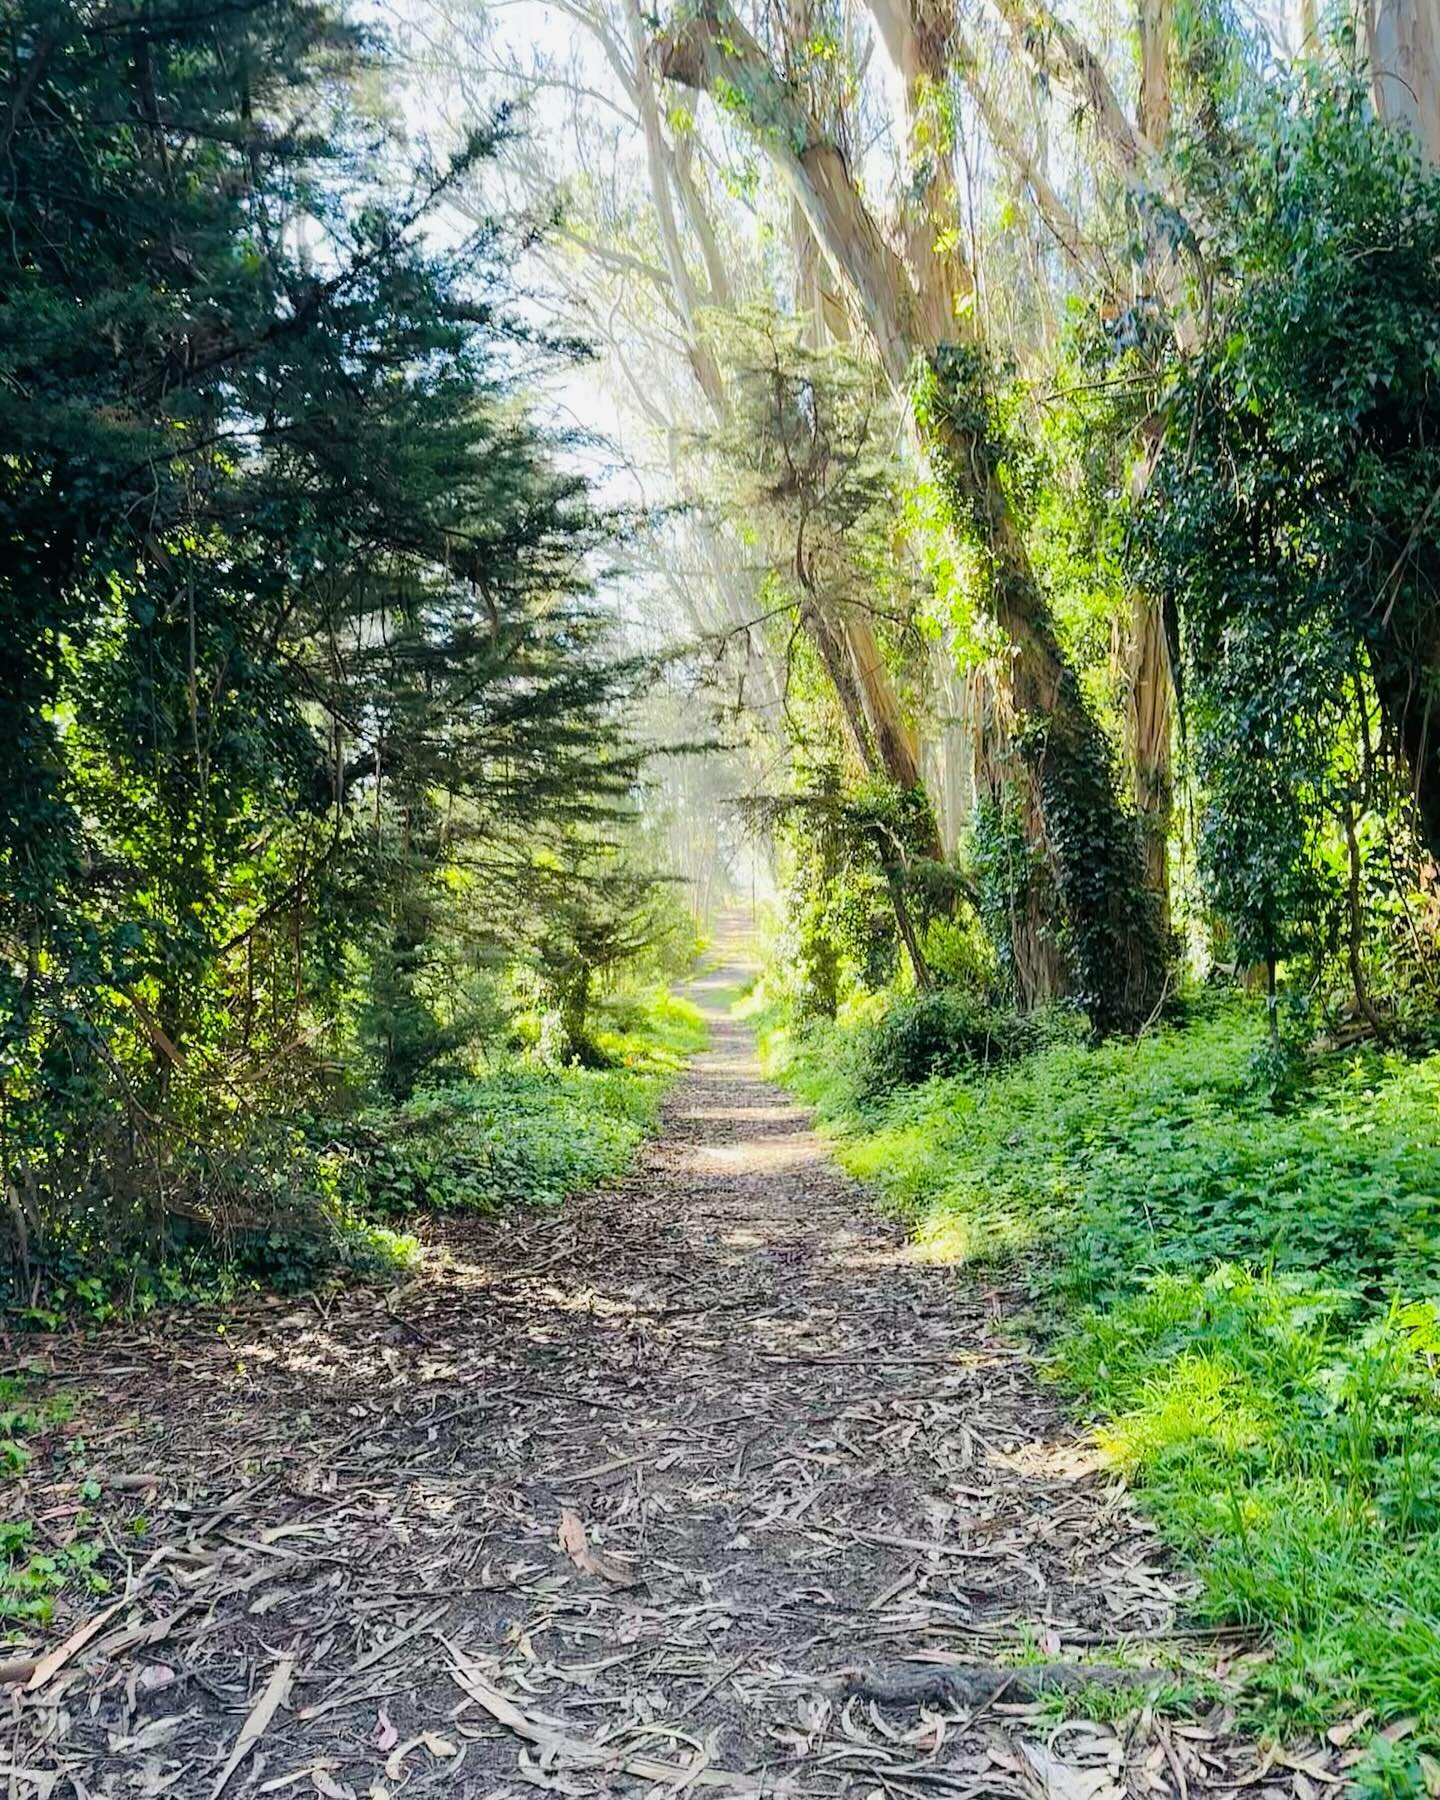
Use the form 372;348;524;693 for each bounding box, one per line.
1;959;1334;1798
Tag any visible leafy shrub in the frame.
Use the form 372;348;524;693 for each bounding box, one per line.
332;1061;668;1217
852;988;1076;1097
3;1120;418;1318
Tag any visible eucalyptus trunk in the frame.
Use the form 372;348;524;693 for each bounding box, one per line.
658;0;1168;1024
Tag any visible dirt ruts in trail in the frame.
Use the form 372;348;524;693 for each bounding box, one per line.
10;958;1298;1797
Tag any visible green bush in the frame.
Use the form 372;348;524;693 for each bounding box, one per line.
333;1063;665;1217
3;1119;419;1319
852;988;1077;1097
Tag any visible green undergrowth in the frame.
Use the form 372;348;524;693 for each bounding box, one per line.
0;1377;108;1628
339;986;706;1217
337;1066;665;1218
17;989;706;1322
761;994;1440;1793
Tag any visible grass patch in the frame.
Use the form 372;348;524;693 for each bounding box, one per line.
762;995;1440;1793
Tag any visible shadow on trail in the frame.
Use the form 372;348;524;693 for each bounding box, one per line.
11;947;1265;1797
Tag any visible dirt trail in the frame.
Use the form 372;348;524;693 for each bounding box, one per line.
12;956;1276;1798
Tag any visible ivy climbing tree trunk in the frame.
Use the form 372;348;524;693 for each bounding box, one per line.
963;0;1179;931
915;352;1165;1028
657;0;1168;1026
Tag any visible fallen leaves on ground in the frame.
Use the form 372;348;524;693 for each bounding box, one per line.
0;971;1310;1797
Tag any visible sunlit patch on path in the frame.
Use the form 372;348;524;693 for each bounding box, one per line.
9;953;1279;1798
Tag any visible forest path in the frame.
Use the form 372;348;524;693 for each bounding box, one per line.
18;949;1273;1798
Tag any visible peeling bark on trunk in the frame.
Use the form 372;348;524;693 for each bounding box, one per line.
1125;582;1173;934
659;7;921;387
864;0;972;344
841;605;924;793
658;0;1166;1023
1368;0;1440;163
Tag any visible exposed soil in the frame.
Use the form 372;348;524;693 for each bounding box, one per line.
4;960;1312;1798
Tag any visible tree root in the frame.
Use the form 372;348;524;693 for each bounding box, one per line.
826;1661;1157;1709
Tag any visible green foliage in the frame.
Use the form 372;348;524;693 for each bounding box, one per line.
1144;76;1440;971
0;1379;106;1626
0;0;655;1279
764;996;1440;1773
336;1066;661;1216
1023;314;1159;739
333;991;703;1215
749;762;961;1008
849;988;1077;1098
2;1120;420;1314
517;840;697;1070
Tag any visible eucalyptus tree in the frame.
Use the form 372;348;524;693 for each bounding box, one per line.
654;0;1168;1025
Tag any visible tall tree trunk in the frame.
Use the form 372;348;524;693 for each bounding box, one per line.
1368;0;1440;162
864;0;972;342
970;671;1071;1004
1139;0;1173;156
1373;661;1440;866
584;5;926;814
670;130;734;309
918;355;1164;1027
1126;581;1173;932
624;0;727;412
840;605;925;793
792;196;827;344
1363;0;1440;858
658;0;1166;1024
973;0;1178;929
1127;15;1177;931
659;5;920;386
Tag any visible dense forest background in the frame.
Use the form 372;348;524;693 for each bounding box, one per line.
439;0;1440;1060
